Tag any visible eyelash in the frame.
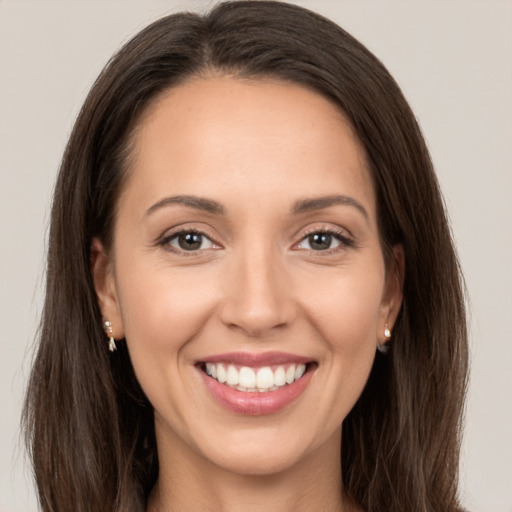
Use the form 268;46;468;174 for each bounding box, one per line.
158;227;355;255
158;228;219;254
293;227;355;254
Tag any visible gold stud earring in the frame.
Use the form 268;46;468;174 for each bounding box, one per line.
103;320;117;352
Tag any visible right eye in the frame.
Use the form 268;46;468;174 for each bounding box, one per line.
163;231;217;252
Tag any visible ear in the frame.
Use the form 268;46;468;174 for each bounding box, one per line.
377;244;405;344
91;238;124;340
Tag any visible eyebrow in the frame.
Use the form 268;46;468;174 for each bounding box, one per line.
145;195;226;216
292;195;369;221
145;193;369;220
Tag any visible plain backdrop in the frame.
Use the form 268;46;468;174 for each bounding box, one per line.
1;1;511;511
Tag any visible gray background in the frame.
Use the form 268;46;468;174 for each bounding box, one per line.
1;1;511;511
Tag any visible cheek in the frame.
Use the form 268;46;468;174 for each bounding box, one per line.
115;255;219;362
297;263;384;406
114;256;222;432
299;265;385;349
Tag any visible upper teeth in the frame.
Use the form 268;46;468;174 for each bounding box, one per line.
205;363;307;392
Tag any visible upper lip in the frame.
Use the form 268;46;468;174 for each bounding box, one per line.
197;351;315;367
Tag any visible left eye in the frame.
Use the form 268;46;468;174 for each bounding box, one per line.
296;232;343;251
166;231;216;251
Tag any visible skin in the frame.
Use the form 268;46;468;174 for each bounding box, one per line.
93;76;403;512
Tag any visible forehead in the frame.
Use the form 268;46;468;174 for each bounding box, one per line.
122;76;376;221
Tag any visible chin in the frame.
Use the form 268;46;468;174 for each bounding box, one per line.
206;444;307;477
192;423;335;477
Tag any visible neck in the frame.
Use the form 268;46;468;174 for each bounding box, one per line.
146;423;358;512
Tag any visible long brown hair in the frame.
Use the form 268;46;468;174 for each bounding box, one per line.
23;2;468;511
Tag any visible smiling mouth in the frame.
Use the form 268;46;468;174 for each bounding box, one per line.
197;361;317;393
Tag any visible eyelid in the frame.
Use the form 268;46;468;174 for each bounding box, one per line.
157;225;222;253
155;223;355;254
169;232;215;250
292;225;355;252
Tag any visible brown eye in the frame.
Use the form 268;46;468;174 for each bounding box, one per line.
297;232;342;251
167;231;215;251
178;233;202;250
308;233;334;251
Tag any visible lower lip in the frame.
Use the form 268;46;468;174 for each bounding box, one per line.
199;367;314;416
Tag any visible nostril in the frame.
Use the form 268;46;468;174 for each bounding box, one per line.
219;302;296;338
218;264;296;336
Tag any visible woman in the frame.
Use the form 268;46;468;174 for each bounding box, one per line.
23;1;468;511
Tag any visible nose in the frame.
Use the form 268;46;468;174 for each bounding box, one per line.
219;244;296;338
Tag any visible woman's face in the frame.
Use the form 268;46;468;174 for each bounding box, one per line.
94;76;402;477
